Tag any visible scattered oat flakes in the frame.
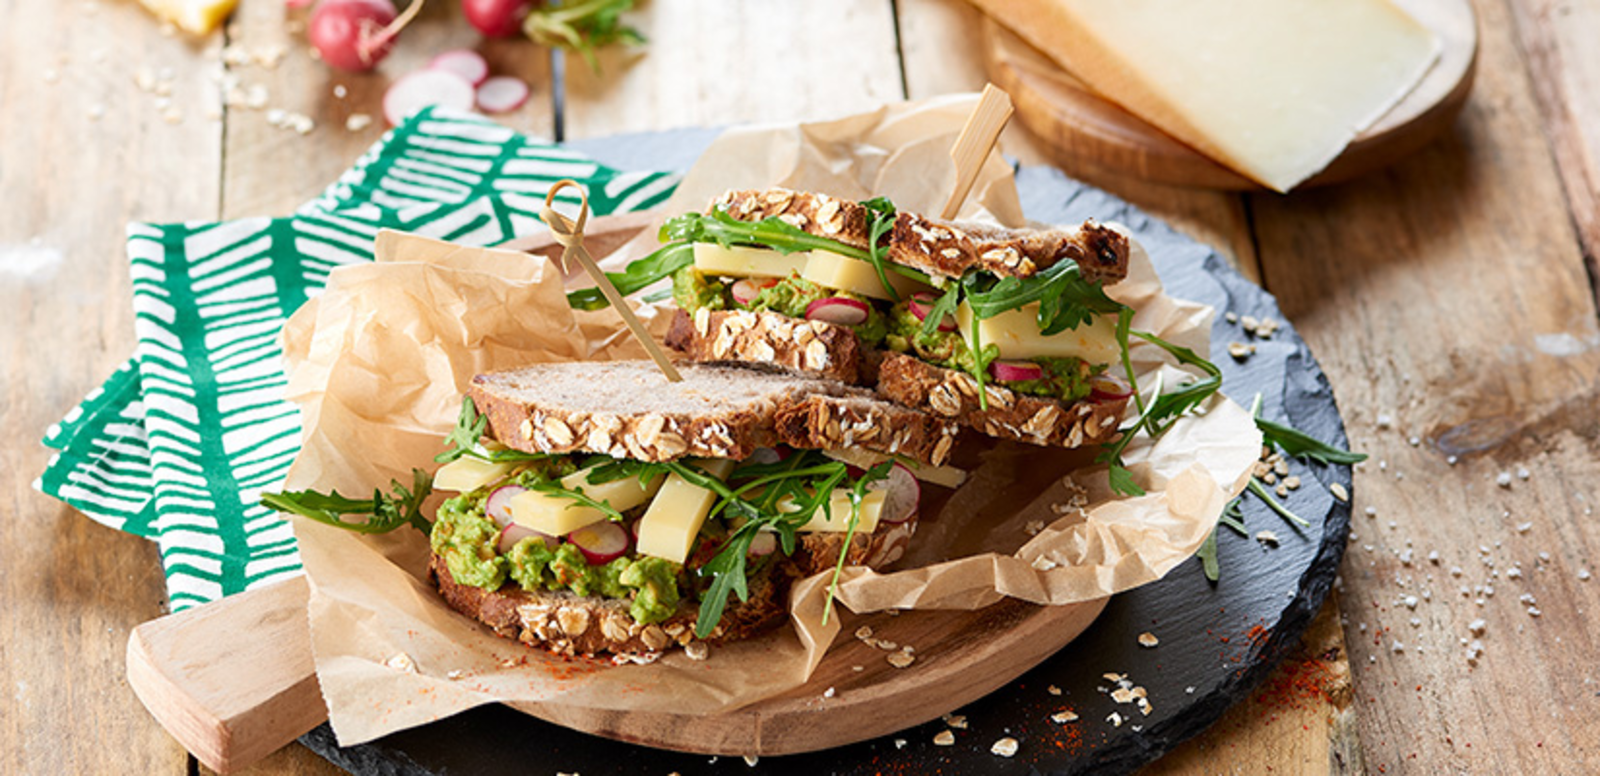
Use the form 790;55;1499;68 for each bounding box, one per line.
933;730;956;746
875;639;898;651
445;669;465;680
1110;688;1136;704
1051;710;1079;723
1329;482;1349;502
852;665;864;672
855;626;874;641
1391;641;1404;654
1031;555;1059;571
1496;472;1513;488
744;755;759;766
991;737;1019;757
346;113;373;131
1137;632;1159;648
1107;711;1124;727
684;641;710;661
894;739;907;749
1228;342;1255;360
1024;519;1046;535
1102;673;1125;682
942;714;968;729
1225;311;1238;323
887;652;915;669
1284;475;1301;490
1047;685;1062;696
384;652;417;673
1256;530;1280;546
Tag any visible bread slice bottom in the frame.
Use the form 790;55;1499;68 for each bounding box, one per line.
875;353;1130;449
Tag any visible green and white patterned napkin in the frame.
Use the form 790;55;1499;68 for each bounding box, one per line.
35;108;680;611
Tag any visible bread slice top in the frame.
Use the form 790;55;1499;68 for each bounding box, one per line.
711;187;1129;283
468;360;958;465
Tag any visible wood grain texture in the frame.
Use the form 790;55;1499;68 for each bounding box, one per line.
220;1;553;219
561;0;903;139
0;0;222;773
1249;0;1600;770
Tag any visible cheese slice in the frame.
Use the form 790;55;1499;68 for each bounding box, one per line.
956;302;1119;364
971;0;1440;191
433;456;517;494
693;243;810;279
509;467;664;536
801;252;930;301
634;459;737;563
821;448;968;490
791;489;886;534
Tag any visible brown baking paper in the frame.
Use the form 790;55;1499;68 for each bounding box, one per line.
277;94;1263;746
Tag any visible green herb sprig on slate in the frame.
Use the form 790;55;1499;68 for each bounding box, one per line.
261;469;433;535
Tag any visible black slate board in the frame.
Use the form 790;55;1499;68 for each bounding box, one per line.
300;132;1355;776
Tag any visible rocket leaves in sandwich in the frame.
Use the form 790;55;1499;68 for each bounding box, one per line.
566;242;695;311
1095;321;1225;497
260;469;434;535
860;197;903;301
963;256;1125;336
435;397;555;465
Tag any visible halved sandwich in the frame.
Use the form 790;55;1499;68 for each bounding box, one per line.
396;361;960;657
577;187;1138;449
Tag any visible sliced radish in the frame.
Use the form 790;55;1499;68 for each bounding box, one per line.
871;463;920;524
484;485;526;527
429;49;490;86
730;277;778;306
908;292;956;332
567;520;631;565
476;75;530;114
497;523;557;555
748;531;777;557
1089;373;1133;401
383;69;476;126
805;297;870;326
990;360;1046;383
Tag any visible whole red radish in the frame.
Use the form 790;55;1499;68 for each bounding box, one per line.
309;0;401;72
462;0;533;38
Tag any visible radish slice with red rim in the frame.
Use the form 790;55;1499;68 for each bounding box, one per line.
908;292;957;332
428;49;490;86
383;69;476;125
990;360;1046;383
730;277;777;306
484;485;525;527
567;520;631;565
872;463;920;524
804;297;870;326
748;531;777;557
476;75;530;114
497;523;557;555
1089;373;1133;401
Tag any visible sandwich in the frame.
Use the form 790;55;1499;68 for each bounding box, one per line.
572;187;1140;450
268;360;963;658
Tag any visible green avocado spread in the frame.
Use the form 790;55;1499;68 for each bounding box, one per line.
671;267;888;348
882;302;1105;401
430;487;685;625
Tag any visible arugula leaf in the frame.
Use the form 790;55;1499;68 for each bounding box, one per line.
964;258;1124;335
916;284;962;340
664;209;870;259
1196;526;1220;582
1256;416;1368;465
1096;327;1224;496
435;397;489;464
860;197;901;301
566;241;694;311
1246;478;1311;529
821;461;892;625
524;0;644;74
1218;498;1248;535
261;469;433;535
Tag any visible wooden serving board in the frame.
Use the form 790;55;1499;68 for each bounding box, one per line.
983;0;1479;191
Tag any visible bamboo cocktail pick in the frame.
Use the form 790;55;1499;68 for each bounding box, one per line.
541;180;682;382
940;84;1015;220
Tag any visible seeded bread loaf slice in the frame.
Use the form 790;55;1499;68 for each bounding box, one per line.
875;352;1130;449
664;307;864;384
468;360;960;465
712;187;1130;282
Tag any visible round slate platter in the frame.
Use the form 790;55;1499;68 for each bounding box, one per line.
299;130;1355;776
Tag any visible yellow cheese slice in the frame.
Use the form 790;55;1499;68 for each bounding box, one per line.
432;456;517;493
955;302;1119;364
693;243;810;279
138;0;237;34
821;448;968;489
509;466;664;536
967;0;1439;191
801;252;930;301
634;459;737;563
791;489;886;534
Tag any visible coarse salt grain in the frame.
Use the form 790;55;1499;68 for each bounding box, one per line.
1497;472;1513;488
1468;619;1486;635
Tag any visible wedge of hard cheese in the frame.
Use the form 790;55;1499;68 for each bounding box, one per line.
969;0;1440;192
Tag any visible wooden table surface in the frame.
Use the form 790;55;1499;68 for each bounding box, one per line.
4;0;1598;773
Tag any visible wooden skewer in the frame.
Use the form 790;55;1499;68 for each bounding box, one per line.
541;180;683;382
940;84;1015;220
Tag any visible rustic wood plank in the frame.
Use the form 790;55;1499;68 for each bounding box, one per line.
1248;0;1600;770
561;0;903;139
1506;0;1600;296
0;0;225;773
220;0;554;219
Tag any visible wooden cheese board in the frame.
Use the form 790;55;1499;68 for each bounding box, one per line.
982;0;1478;191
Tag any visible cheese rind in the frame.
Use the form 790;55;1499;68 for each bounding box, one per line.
693;243;810;279
433;456;517;493
635;459;737;563
971;0;1440;191
955;302;1119;364
801;252;930;301
509;467;664;536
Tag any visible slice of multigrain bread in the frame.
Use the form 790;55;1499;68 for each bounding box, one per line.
712;187;1131;283
875;353;1131;449
467;360;960;466
664;307;865;383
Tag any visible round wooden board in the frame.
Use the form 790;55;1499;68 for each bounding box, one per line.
984;0;1478;191
300;132;1359;776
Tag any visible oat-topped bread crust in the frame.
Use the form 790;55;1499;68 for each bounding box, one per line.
875;353;1130;449
712;187;1130;282
664;307;864;384
468;360;960;465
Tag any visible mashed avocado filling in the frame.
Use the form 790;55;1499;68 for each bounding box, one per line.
430;481;685;625
671;267;888;348
883;301;1105;402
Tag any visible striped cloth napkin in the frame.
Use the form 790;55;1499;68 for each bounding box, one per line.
34;108;680;611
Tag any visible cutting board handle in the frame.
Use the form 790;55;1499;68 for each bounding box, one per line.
126;575;323;774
